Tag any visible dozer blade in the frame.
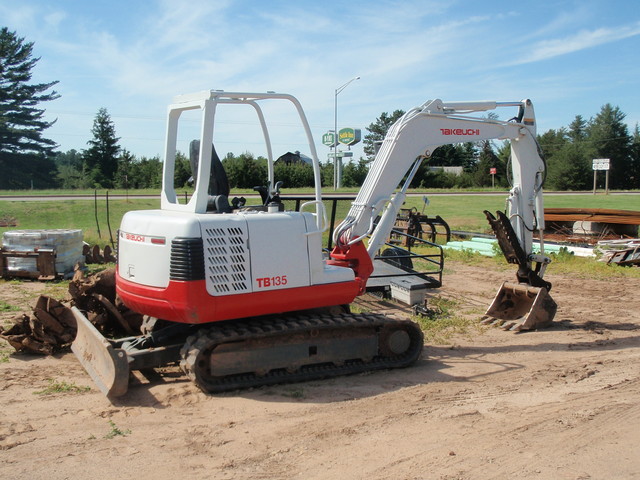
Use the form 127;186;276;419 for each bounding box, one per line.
481;281;557;332
71;307;130;397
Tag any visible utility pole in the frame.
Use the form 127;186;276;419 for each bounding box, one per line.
333;76;360;190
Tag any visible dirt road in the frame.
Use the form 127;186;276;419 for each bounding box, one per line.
1;261;639;480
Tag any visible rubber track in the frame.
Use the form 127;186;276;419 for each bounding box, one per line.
179;312;424;393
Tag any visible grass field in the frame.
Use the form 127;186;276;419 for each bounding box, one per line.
0;190;638;246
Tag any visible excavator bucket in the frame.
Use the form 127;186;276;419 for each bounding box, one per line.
481;281;557;331
70;307;131;397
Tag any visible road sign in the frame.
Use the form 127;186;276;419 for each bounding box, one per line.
489;167;497;174
592;158;610;171
322;132;336;147
327;151;353;158
592;159;610;195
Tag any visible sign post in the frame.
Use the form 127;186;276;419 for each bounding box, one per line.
323;128;361;189
489;167;497;188
592;158;610;195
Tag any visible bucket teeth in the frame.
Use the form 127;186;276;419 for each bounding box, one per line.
481;316;532;332
480;316;503;326
502;321;518;331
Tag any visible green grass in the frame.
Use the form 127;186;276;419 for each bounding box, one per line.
0;343;10;363
415;296;483;344
33;379;92;395
0;300;21;312
1;190;638;249
0;198;159;245
0;188;160;196
399;192;640;233
443;247;640;279
548;249;640;279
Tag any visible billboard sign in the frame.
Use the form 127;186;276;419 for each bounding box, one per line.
322;132;336;147
338;128;361;146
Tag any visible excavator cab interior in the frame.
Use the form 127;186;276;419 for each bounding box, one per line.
189;139;285;213
188;140;232;213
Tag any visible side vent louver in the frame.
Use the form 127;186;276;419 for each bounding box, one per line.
203;226;251;295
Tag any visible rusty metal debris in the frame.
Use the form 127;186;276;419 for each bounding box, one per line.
83;244;117;264
544;208;640;245
545;208;640;225
1;247;57;280
0;296;76;355
0;267;142;355
0;216;17;227
391;208;451;247
596;239;640;267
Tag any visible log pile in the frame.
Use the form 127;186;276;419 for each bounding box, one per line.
0;267;143;355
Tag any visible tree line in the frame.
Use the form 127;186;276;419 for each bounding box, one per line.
1;26;639;191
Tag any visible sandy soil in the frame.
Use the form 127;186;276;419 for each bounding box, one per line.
1;261;639;480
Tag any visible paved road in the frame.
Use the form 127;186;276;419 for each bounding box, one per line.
1;191;637;201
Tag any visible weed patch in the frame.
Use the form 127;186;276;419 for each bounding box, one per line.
0;300;21;312
0;344;10;363
104;420;131;439
416;296;484;344
33;379;91;395
549;252;640;279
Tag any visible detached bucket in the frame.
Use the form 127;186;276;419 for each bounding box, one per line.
482;281;557;331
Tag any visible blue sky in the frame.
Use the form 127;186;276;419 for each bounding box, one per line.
2;0;640;162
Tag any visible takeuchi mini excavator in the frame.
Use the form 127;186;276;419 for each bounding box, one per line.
72;91;557;397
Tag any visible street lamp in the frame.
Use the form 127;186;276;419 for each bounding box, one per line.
333;76;360;189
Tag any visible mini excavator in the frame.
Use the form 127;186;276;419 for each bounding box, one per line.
72;91;556;397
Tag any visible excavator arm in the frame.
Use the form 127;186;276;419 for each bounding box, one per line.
331;98;556;330
333;99;544;256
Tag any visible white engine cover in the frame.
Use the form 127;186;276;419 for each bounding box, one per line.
200;211;311;296
119;209;354;296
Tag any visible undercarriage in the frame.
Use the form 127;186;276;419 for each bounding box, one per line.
72;307;424;397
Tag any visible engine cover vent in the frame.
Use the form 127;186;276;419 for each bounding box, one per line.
170;237;205;281
203;225;250;295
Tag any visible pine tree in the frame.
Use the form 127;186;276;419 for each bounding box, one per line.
568;115;587;142
363;110;405;161
0;27;60;188
83;108;121;188
630;125;640;189
473;140;503;187
586;104;632;189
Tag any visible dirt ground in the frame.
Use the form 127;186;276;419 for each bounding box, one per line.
1;261;639;480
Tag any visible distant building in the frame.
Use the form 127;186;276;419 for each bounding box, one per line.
275;151;313;165
429;166;463;175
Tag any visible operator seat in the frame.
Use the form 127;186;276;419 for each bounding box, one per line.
189;140;232;213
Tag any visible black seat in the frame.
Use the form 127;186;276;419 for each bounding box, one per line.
189;140;231;213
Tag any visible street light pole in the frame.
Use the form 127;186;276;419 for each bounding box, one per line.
333;76;360;190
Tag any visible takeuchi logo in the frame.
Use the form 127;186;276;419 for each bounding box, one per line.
440;128;480;136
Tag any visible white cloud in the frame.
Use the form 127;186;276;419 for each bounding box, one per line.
514;22;640;65
5;0;639;159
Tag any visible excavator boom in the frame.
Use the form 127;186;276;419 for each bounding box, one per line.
331;98;555;331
